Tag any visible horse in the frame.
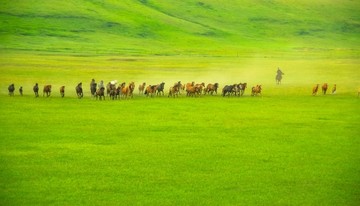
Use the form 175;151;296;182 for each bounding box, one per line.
109;83;117;100
96;87;105;100
322;83;328;95
186;85;200;97
60;86;65;98
121;82;135;98
75;82;83;99
138;82;146;94
8;84;15;96
251;85;262;96
238;83;247;96
144;85;157;97
222;85;236;97
19;86;23;96
168;82;181;98
33;83;39;97
43;85;52;97
205;83;219;95
312;84;319;96
156;82;166;96
276;68;284;85
332;84;336;94
90;79;97;97
194;82;205;95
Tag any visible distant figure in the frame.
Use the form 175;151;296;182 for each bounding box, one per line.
19;86;23;96
90;79;97;96
60;86;65;98
312;84;319;96
332;84;336;94
8;84;15;96
33;83;39;97
276;68;284;85
322;83;328;95
98;80;104;90
138;82;146;94
76;82;83;99
43;85;52;97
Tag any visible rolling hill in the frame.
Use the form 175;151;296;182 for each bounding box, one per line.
0;0;359;56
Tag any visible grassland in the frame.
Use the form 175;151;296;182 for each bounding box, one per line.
1;0;360;205
0;53;359;205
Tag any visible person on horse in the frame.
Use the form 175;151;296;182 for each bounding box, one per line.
276;67;284;85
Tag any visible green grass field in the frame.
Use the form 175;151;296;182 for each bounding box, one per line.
1;0;360;205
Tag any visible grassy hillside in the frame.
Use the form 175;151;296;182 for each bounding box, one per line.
1;0;359;56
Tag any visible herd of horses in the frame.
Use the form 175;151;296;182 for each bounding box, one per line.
7;69;356;98
6;80;263;99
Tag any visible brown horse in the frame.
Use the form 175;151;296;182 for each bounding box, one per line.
144;85;157;97
75;82;83;99
312;84;319;96
96;87;105;100
121;82;135;98
168;81;182;98
138;82;146;94
60;86;65;98
194;82;205;95
251;85;262;96
43;85;52;97
322;83;328;95
204;83;219;95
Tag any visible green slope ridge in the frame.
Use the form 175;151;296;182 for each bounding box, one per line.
0;0;359;56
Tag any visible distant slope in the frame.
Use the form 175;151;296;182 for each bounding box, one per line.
0;0;359;56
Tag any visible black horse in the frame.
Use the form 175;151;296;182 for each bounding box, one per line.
156;82;165;96
276;68;284;85
8;84;15;96
76;82;83;99
222;84;236;97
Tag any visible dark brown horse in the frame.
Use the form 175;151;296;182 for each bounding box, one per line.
204;83;219;95
96;87;105;100
75;82;83;99
43;85;52;97
60;86;65;98
33;83;39;97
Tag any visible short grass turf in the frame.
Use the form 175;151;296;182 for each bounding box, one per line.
0;54;359;205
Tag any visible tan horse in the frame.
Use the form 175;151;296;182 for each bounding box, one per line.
138;82;146;94
251;85;262;96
